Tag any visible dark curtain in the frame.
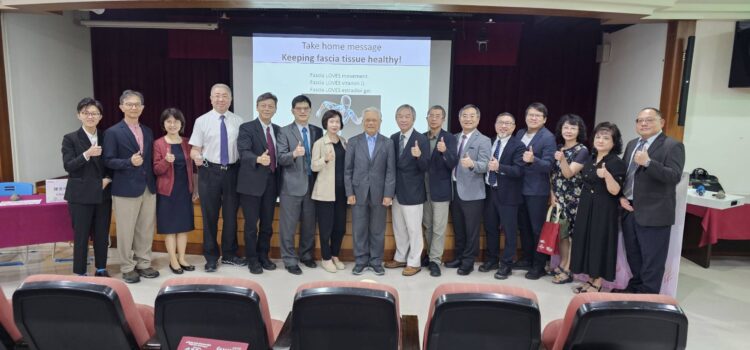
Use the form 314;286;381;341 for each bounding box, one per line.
91;28;230;138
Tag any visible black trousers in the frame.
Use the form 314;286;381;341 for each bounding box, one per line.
621;211;671;293
483;186;519;265
451;184;484;269
68;200;111;275
518;194;549;271
239;174;277;263
315;189;347;260
198;164;239;263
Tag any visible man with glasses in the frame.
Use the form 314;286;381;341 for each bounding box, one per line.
615;107;684;294
277;95;322;275
103;90;158;283
189;83;245;272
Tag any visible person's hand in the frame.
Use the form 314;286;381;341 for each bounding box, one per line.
347;195;356;205
620;197;634;212
85;144;102;158
257;150;271;166
325;148;334;162
193;154;204;167
549;193;557;206
411;140;421;158
192;192;200;202
102;178;111;189
523;146;535;163
488;157;499;171
165;150;175;163
131;153;143;167
293;141;305;158
596;162;610;178
554;150;564;161
634;149;650;166
436;137;446;153
382;197;393;207
460;153;474;169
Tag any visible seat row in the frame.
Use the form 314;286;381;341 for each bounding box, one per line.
0;275;688;350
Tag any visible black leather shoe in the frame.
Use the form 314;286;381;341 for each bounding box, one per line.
122;271;140;284
494;264;512;280
94;270;110;277
222;256;248;266
135;267;160;278
513;260;532;271
352;264;366;275
179;263;196;271
301;259;317;268
478;261;499;272
286;265;303;275
260;258;277;271
169;264;184;274
421;255;430;267
444;260;461;268
248;261;263;275
524;268;545;280
204;262;218;273
457;266;474;276
428;262;441;277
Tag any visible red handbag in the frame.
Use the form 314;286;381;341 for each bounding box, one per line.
537;203;561;256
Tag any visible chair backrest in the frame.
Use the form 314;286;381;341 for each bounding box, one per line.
423;283;540;350
291;281;401;350
555;293;688;350
155;277;276;350
0;287;22;350
0;182;33;196
12;274;151;350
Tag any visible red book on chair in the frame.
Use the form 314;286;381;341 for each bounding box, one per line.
178;336;249;350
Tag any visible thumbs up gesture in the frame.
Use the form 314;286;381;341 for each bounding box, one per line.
411;140;421;158
257;150;271;166
460;152;474;169
523;145;535;163
436;136;447;153
85;143;102;158
554;150;564;161
131;152;143;167
597;162;610;178
165;149;175;163
488;157;499;171
293;141;305;158
325;147;334;162
634;148;650;166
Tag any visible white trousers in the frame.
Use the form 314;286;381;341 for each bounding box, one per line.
392;196;424;267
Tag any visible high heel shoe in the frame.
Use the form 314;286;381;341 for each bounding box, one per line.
170;264;184;274
179;263;196;271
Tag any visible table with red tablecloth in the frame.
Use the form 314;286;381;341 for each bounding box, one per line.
682;204;750;268
0;195;73;249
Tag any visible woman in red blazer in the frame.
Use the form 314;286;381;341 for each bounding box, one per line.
153;108;196;274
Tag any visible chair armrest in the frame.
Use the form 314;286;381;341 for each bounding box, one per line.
272;311;292;350
142;335;161;350
400;314;420;350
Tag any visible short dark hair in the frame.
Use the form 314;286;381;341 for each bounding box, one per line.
77;97;103;114
428;105;446;118
592;121;623;156
119;89;144;105
555;114;588;144
160;107;186;134
458;104;481;118
639;107;662;118
525;102;548;118
496;112;515;122
291;95;311;108
321;110;343;130
256;92;278;106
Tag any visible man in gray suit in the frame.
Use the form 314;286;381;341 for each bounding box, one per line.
345;107;396;275
616;107;685;294
444;104;491;276
277;95;323;275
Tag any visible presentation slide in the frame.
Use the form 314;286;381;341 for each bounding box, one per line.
232;34;452;139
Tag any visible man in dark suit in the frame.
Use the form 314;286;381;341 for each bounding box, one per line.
384;104;429;276
62;97;112;277
514;102;557;279
422;105;458;277
480;112;526;280
277;95;323;275
617;107;685;294
237;92;281;274
345;107;396;275
445;104;491;276
103;90;158;284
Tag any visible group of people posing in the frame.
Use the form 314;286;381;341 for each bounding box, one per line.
62;83;684;295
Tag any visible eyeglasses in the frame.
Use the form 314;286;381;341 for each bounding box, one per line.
526;113;544;119
496;121;515;126
123;103;143;109
635;117;659;124
81;112;101;117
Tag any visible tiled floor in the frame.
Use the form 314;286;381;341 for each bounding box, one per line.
0;245;747;349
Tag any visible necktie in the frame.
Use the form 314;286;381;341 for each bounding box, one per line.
488;139;502;186
266;125;276;172
623;139;647;198
220;115;228;166
368;136;375;159
400;134;406;155
454;134;467;178
302;127;311;176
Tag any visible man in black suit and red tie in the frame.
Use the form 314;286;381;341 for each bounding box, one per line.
616;107;685;294
237;92;282;274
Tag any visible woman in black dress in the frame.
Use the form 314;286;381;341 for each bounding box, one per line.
153;108;196;274
570;122;626;293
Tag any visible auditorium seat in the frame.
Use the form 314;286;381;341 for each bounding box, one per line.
0;287;23;350
12;274;155;350
422;283;541;350
542;293;688;350
273;281;419;350
154;277;283;350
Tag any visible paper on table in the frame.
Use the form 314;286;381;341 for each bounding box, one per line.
0;199;43;206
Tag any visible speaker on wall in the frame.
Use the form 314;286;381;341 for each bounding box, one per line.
728;20;750;88
677;36;695;127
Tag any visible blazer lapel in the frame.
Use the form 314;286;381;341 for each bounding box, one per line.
77;128;103;174
119;121;140;153
646;133;666;155
253;119;267;151
371;134;384;163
